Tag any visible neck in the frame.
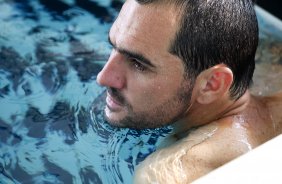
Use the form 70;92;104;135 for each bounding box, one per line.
172;90;251;135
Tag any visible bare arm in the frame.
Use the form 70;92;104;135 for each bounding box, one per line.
134;121;252;184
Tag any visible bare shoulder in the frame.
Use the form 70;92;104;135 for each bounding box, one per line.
261;91;282;103
262;91;282;135
134;119;252;184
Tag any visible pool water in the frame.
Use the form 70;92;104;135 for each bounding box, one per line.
0;1;282;184
0;1;172;183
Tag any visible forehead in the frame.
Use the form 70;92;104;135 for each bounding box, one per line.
110;0;180;57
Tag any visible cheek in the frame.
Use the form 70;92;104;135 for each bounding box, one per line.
125;63;185;110
128;79;181;110
130;83;160;103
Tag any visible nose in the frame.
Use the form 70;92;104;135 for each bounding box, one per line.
97;50;126;89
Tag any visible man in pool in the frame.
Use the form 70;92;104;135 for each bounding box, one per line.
96;0;282;183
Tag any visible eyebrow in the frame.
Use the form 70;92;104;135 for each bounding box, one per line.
108;36;156;68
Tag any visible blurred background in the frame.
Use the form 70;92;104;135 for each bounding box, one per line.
257;0;282;20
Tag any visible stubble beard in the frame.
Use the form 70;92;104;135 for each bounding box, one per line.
104;81;193;129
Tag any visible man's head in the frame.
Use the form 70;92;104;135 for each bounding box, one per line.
97;0;258;129
136;0;258;99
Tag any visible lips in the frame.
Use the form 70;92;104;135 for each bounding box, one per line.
106;92;124;111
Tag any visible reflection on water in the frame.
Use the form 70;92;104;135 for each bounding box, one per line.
0;1;282;184
0;1;172;183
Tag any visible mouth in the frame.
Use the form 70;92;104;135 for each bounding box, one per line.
106;92;124;111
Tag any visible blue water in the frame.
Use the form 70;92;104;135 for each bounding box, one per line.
0;1;172;183
1;1;282;184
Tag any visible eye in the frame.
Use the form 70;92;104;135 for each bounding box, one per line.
129;58;146;72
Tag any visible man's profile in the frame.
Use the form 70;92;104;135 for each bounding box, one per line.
96;0;282;183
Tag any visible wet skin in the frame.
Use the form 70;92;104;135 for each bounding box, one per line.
134;92;282;183
96;0;282;183
97;0;192;129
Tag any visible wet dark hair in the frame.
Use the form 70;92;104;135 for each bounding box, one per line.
136;0;258;99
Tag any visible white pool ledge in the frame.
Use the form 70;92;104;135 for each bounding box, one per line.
193;134;282;184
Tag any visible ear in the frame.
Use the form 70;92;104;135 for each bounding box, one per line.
195;65;233;104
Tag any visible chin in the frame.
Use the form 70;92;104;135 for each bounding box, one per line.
105;118;128;128
104;110;126;127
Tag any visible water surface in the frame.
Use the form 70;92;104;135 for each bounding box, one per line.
0;1;282;184
0;1;172;183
